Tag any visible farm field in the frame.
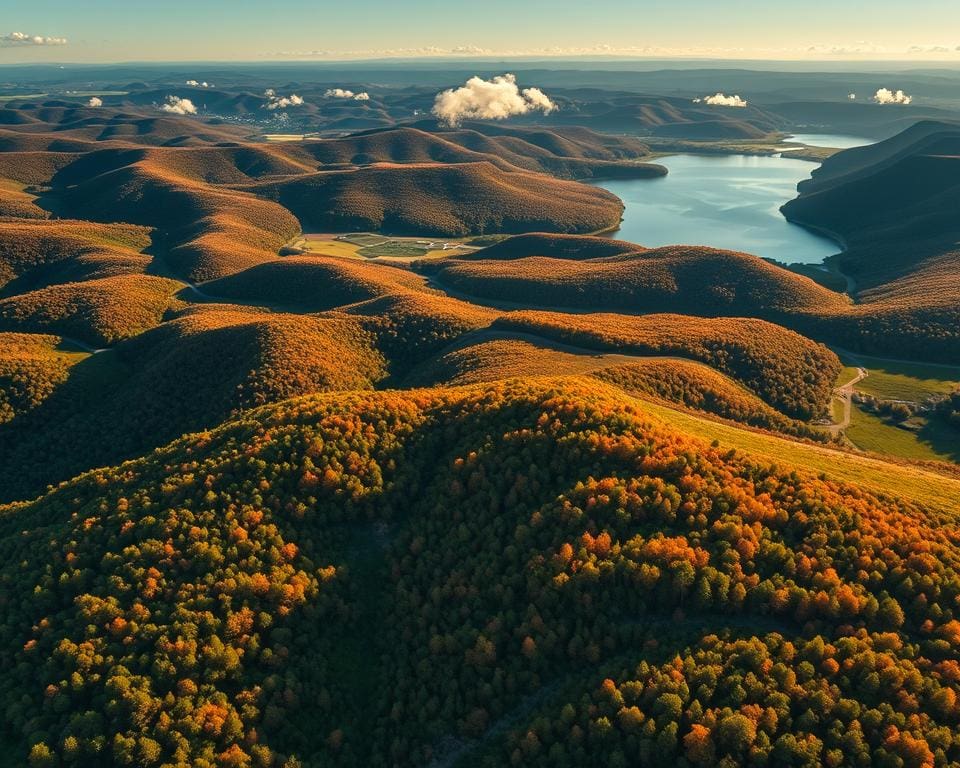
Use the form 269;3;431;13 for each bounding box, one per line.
293;232;481;260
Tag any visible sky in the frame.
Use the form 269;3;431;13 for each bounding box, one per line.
2;0;960;63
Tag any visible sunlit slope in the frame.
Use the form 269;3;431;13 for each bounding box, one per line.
430;231;960;362
0;307;387;502
404;334;829;440
423;240;849;314
296;124;664;179
252;161;625;236
0;219;153;293
1;378;957;767
0;332;87;424
0;273;183;346
490;311;841;420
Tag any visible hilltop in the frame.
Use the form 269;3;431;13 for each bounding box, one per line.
253;161;625;237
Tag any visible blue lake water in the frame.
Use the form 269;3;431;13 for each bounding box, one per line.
596;134;874;265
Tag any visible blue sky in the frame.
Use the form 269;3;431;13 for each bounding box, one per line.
2;0;959;62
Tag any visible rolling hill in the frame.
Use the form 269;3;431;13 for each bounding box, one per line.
422;238;850;316
404;334;829;441
251;161;625;236
1;377;958;767
0;78;956;768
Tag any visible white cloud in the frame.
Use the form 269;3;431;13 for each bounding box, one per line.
908;45;951;54
873;87;912;105
697;92;748;107
1;31;67;46
264;90;306;110
324;88;370;101
159;95;198;115
432;73;556;127
186;80;215;88
86;96;103;108
848;93;857;100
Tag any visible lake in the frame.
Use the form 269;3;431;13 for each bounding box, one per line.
596;134;874;265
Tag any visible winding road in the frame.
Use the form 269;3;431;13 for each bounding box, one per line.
829;366;868;435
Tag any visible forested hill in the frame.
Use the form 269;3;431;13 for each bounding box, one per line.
2;378;959;767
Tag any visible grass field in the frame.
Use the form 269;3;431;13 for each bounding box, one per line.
832;354;960;462
643;399;960;514
845;404;959;463
831;396;845;424
841;353;960;402
263;134;308;142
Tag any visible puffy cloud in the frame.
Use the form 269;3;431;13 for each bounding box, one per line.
264;90;306;110
186;80;214;88
1;32;67;46
848;93;857;100
87;97;103;108
159;95;198;115
873;88;912;105
697;92;748;108
432;73;556;127
324;88;370;101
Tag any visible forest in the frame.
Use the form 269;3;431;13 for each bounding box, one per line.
3;379;959;768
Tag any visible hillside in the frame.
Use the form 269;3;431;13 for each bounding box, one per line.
0;219;153;294
783;120;960;290
490;311;840;419
422;240;850;315
297;125;665;180
0;332;86;424
1;378;958;767
779;120;960;361
0;273;183;346
252;161;625;236
200;255;433;310
405;334;828;440
0;308;387;502
422;231;960;363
